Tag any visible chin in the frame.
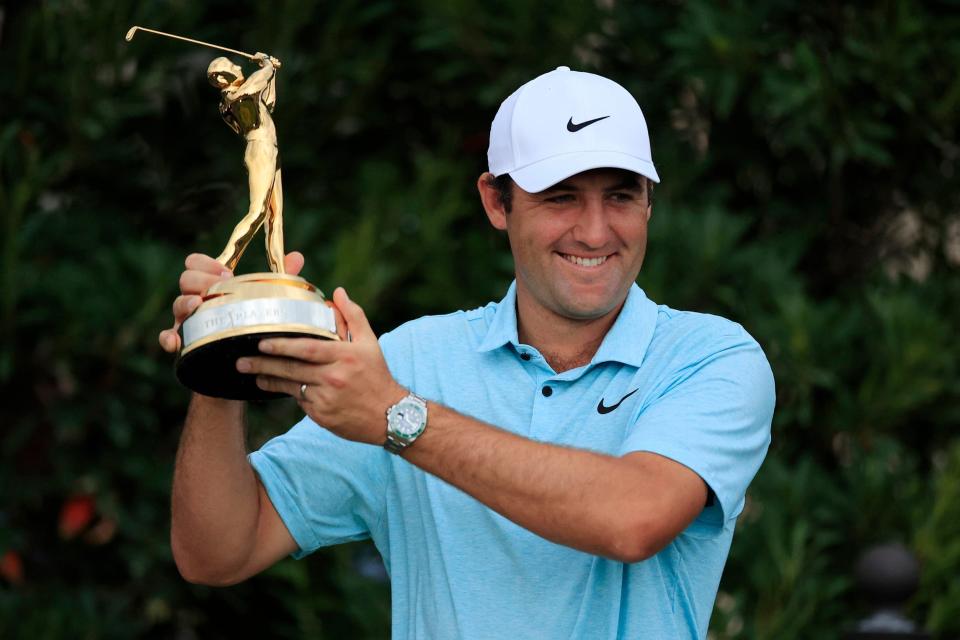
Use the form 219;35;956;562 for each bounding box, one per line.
554;298;619;321
554;286;628;321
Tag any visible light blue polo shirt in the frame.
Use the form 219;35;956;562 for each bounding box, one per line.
249;282;774;639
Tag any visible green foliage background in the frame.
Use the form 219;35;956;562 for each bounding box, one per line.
2;1;959;638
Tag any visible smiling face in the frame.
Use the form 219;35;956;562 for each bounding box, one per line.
479;168;652;327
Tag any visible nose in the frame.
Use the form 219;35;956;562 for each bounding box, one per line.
571;196;610;248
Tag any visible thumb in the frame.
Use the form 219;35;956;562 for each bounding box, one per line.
332;287;375;342
284;251;305;276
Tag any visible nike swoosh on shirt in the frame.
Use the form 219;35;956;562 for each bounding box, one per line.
566;115;610;132
597;388;639;415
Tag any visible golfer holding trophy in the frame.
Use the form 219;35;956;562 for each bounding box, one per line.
135;26;776;639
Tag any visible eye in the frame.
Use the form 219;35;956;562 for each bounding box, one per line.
544;194;575;204
608;192;636;203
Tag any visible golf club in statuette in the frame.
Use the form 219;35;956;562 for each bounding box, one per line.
126;26;339;400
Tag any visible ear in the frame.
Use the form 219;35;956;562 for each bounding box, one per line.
477;172;508;231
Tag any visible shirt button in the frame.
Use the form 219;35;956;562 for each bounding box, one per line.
541;386;553;397
520;352;531;361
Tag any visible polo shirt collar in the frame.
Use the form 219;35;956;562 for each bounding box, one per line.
590;283;658;368
476;281;659;368
477;281;521;352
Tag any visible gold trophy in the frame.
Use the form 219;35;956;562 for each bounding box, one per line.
126;27;338;400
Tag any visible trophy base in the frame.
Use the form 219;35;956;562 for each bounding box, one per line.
177;330;334;401
177;273;339;401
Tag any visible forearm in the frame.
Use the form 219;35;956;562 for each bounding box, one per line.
403;403;662;561
239;64;275;94
170;394;261;582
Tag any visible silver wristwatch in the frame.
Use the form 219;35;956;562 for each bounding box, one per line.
384;393;428;454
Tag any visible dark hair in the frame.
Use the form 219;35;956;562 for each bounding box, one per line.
488;173;515;213
487;172;654;214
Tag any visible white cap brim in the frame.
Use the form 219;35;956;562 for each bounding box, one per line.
508;150;661;194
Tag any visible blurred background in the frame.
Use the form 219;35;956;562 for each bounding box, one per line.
2;1;959;638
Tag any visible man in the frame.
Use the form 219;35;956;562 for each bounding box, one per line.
207;53;286;273
160;66;775;639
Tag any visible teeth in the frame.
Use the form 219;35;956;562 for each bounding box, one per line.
562;254;607;267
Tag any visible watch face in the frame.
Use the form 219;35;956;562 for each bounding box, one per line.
395;403;426;436
390;399;426;438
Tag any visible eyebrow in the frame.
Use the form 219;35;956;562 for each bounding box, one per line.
605;178;645;192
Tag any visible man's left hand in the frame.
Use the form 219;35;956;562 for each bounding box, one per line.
236;287;406;444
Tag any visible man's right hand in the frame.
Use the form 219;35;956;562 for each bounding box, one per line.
158;251;305;353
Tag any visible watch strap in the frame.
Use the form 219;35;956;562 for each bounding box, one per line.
384;433;408;454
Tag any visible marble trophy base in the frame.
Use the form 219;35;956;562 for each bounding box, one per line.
177;273;339;401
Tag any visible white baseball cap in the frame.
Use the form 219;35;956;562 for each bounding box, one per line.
487;66;660;193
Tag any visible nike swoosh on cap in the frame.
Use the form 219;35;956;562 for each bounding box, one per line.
597;387;639;415
567;115;610;132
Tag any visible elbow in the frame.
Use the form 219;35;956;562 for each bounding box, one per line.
173;553;246;587
605;539;654;565
174;560;216;586
603;516;661;564
180;571;245;588
171;532;247;587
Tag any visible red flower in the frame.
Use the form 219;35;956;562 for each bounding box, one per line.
59;494;96;539
0;550;24;585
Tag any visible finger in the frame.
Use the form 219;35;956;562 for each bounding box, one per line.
324;300;349;341
258;337;344;363
185;253;231;276
237;355;318;382
332;288;376;342
179;269;229;297
172;295;203;325
284;251;305;276
158;329;181;353
255;375;299;398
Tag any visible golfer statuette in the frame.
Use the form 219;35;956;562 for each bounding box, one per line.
126;26;339;400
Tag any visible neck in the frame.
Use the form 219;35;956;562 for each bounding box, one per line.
515;289;624;373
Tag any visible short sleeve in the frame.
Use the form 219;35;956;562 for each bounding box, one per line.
620;331;775;526
248;417;387;558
